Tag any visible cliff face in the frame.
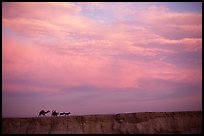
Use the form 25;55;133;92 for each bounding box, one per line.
2;111;202;134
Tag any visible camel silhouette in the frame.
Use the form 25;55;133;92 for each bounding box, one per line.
52;110;59;116
60;112;65;116
39;110;50;117
60;112;70;116
64;112;70;116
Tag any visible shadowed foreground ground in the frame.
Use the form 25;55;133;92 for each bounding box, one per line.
2;111;202;134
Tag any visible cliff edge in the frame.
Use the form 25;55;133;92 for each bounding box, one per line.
2;111;202;134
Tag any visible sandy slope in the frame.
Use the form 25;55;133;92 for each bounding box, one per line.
2;111;202;134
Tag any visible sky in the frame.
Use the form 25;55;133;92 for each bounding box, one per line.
2;2;202;117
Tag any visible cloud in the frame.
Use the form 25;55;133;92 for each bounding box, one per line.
155;38;202;52
2;2;81;19
2;2;202;116
2;34;201;95
134;5;202;39
3;2;103;42
4;2;201;60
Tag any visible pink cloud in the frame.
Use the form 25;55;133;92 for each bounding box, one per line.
2;3;202;117
129;5;202;39
3;2;81;19
3;37;140;92
138;5;201;25
3;34;201;95
180;38;202;52
79;2;108;10
156;38;202;52
2;82;59;94
4;2;201;61
3;2;103;41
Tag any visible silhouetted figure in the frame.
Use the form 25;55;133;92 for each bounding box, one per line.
52;110;59;116
64;112;71;116
60;112;65;116
59;112;70;116
39;110;50;117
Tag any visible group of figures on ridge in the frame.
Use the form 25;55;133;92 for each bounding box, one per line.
38;110;70;117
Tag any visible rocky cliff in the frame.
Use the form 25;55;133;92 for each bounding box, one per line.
2;111;202;134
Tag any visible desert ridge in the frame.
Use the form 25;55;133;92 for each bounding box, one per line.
2;111;202;134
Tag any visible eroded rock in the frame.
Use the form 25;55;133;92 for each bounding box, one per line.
2;111;202;134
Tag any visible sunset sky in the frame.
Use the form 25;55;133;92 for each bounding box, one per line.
2;2;202;117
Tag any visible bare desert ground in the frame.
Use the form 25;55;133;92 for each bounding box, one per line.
2;111;202;134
